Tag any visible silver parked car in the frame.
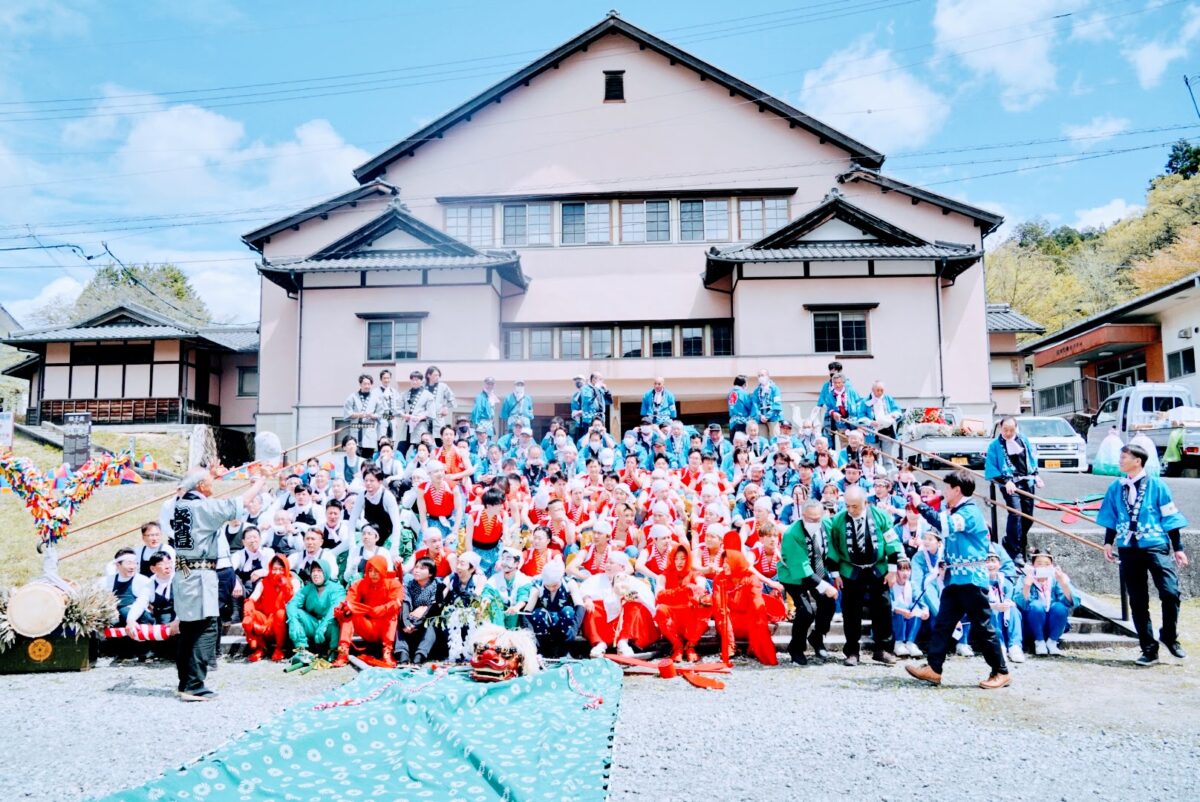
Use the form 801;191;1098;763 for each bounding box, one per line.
1001;416;1088;473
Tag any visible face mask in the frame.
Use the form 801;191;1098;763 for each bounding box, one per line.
515;388;525;399
640;426;651;436
624;438;635;448
555;435;567;447
759;376;769;387
574;380;583;388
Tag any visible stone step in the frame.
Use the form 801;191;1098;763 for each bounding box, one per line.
216;625;1136;658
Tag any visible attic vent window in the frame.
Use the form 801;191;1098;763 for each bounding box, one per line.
604;70;625;102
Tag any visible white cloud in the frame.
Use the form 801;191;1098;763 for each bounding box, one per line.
2;83;370;326
799;36;950;152
1123;4;1200;88
1125;40;1189;88
0;1;89;39
1062;115;1130;148
1073;198;1142;230
3;275;84;327
933;0;1087;111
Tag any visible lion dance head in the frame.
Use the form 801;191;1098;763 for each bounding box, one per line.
468;623;541;682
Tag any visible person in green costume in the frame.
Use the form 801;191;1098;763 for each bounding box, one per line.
825;486;902;667
486;547;533;628
286;558;346;660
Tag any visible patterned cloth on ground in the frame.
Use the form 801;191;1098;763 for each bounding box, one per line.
92;659;622;802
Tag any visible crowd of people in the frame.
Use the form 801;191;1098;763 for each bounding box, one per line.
102;361;1189;697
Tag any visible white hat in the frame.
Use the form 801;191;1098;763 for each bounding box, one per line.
541;557;565;585
649;523;673;541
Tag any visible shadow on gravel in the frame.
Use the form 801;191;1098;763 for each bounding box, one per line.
106;678;177;698
1059;655;1183;670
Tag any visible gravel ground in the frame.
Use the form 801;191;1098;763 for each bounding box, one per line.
2;645;1198;802
0;656;350;802
610;648;1200;802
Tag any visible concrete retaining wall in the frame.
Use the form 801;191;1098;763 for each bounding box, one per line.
1028;528;1198;599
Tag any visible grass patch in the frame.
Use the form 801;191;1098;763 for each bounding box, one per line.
91;430;189;475
2;433;189;587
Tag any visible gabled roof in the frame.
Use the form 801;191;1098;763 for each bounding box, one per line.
753;191;928;250
241;180;400;252
704;191;980;285
837;169;1004;235
353;12;884;183
2;303;259;351
258;201;527;293
1020;271;1200;355
986;303;1045;334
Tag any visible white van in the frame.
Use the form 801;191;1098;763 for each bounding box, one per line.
1086;383;1200;474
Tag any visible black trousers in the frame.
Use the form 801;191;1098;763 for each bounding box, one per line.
783;582;836;656
1119;545;1181;655
927;584;1007;675
217;567;236;623
176;617;220;694
999;479;1036;563
841;570;894;657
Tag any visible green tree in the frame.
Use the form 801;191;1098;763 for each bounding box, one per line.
28;263;212;326
1163;139;1200;179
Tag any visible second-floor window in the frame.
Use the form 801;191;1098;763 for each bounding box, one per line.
503;203;552;246
562;202;611;244
366;319;420;361
813;311;868;354
446;205;494;247
620;200;671;243
680;199;728;241
738;198;789;240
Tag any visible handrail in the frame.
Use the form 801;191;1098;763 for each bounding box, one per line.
862;427;1105;553
865;426;1103;528
58;426;347;561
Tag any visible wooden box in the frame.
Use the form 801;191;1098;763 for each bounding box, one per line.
0;634;96;674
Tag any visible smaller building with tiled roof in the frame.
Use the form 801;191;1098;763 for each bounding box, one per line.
985;303;1044;416
2;303;259;429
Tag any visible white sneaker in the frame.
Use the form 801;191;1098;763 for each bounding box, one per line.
1046;641;1063;656
907;643;923;658
895;642;910;657
1034;640;1048;656
616;639;635;657
589;642;607;659
1008;645;1026;663
956;643;975;658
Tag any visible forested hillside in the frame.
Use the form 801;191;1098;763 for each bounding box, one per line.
987;141;1200;338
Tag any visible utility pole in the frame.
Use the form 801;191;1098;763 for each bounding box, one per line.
1184;74;1200;121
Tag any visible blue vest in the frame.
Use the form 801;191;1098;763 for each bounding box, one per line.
1097;476;1187;550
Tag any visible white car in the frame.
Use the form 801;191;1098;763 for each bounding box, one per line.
1012;416;1089;473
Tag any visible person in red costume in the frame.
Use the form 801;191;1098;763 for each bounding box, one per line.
242;554;297;662
331;554;403;667
579;551;658;658
654;542;710;663
715;550;779;666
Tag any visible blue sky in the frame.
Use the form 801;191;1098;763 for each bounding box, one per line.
0;0;1193;325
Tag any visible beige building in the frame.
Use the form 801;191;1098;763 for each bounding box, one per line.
243;13;1003;450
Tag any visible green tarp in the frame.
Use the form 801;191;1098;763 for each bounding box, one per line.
95;660;622;802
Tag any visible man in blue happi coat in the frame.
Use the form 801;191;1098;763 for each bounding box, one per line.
1098;443;1189;666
